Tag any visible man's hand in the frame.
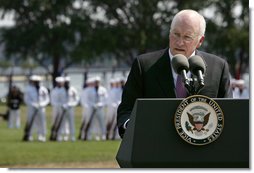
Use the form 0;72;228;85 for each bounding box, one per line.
32;103;40;109
93;103;103;109
62;104;69;110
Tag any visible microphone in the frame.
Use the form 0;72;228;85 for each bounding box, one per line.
188;55;206;87
172;54;190;86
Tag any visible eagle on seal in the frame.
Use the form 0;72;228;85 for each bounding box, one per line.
187;112;210;132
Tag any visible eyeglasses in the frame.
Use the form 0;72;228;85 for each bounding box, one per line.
170;31;198;43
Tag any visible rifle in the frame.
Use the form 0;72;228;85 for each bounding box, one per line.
83;107;97;140
23;107;38;141
49;108;66;141
106;111;117;140
111;123;118;140
78;116;86;140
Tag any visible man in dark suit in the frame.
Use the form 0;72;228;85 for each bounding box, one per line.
117;9;232;138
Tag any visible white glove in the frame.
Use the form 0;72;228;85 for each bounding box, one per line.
32;103;40;109
62;104;69;110
93;103;103;109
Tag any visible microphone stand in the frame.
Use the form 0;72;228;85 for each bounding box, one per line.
184;77;196;95
180;71;194;95
186;76;205;95
181;71;205;96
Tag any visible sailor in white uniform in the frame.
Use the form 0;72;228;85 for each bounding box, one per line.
107;78;124;140
88;76;108;141
50;76;66;125
57;76;80;141
79;77;96;140
23;75;50;142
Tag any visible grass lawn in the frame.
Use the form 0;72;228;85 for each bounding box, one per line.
0;105;121;168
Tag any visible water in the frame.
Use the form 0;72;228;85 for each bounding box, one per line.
0;69;130;99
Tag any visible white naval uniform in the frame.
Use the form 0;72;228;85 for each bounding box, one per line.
58;86;79;141
86;86;108;140
107;86;122;140
50;86;63;125
80;85;93;140
232;87;249;98
106;86;119;139
24;83;50;141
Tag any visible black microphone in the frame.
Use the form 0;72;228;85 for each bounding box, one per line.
188;55;206;87
172;54;190;86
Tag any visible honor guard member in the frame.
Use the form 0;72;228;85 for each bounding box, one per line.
79;77;96;140
50;76;66;141
231;79;249;99
24;75;50;142
110;77;125;140
89;76;108;141
7;85;23;129
106;78;121;140
50;77;66;125
58;76;79;142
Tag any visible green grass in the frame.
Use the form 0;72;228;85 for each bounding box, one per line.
0;105;121;167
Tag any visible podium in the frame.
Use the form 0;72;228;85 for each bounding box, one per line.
116;98;249;168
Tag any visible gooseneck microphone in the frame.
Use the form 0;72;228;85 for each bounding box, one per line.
172;54;191;94
172;54;207;95
188;55;206;93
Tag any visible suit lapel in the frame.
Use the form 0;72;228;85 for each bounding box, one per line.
154;49;176;98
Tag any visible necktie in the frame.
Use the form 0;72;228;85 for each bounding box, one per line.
176;75;187;98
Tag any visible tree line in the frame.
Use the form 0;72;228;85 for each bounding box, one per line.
0;0;249;86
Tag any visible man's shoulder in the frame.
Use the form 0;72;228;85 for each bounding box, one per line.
197;50;227;64
135;48;168;69
136;49;168;70
138;48;168;60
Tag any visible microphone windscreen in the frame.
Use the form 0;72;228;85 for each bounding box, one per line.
188;55;206;74
172;54;189;74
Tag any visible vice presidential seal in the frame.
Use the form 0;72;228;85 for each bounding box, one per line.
174;95;224;145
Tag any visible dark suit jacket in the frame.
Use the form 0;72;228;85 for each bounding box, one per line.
117;48;232;138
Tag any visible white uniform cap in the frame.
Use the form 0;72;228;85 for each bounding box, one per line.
64;76;70;81
55;76;65;83
86;77;95;84
110;78;116;83
94;76;101;82
116;76;125;83
30;75;42;81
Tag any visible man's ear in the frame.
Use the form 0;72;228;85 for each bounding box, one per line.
196;36;205;48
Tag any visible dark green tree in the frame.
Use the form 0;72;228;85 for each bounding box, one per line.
0;0;249;83
0;0;92;86
86;0;174;65
202;0;249;78
86;0;248;77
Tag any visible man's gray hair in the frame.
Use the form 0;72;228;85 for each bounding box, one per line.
170;9;206;37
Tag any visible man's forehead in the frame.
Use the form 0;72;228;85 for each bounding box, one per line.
171;28;196;35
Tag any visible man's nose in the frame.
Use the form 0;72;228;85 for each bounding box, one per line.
176;37;185;46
